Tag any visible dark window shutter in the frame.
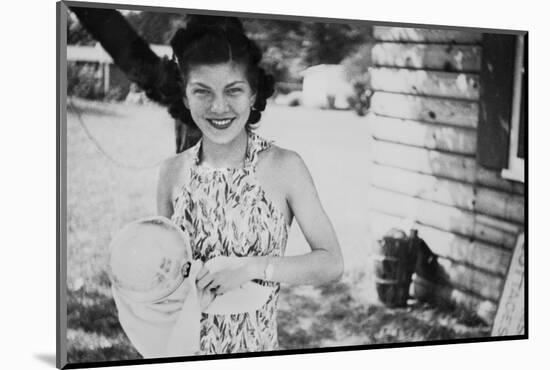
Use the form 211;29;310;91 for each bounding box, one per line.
477;34;517;169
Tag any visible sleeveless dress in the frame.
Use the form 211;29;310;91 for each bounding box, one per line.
170;130;289;354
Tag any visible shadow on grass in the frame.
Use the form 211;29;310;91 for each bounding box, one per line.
66;273;490;362
278;280;491;350
67;288;120;336
66;277;141;364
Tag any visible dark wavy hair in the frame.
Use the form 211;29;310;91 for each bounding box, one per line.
154;15;275;130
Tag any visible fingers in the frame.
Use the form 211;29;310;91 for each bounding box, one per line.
196;270;216;291
216;281;246;295
196;265;209;281
196;265;215;291
215;285;229;295
195;264;248;295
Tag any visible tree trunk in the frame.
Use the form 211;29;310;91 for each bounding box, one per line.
69;6;199;152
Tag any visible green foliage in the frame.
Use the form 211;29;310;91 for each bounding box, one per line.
67;62;104;100
243;18;310;83
125;11;187;45
244;18;373;83
68;9;374;86
342;43;374;85
67;63;129;102
304;22;373;66
67;10;94;45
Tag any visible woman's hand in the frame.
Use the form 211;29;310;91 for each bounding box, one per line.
195;257;264;295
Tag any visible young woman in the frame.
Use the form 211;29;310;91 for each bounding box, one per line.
156;16;344;354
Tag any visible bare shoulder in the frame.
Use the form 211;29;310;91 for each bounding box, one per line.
158;149;195;196
159;152;184;179
258;144;312;194
162;147;195;173
260;144;307;174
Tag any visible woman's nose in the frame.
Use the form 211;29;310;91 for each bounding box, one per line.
210;94;229;114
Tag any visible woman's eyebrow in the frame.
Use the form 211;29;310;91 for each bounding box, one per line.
189;82;211;89
226;81;247;87
188;81;246;89
189;80;246;88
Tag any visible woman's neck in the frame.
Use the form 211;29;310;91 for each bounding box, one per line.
200;131;248;169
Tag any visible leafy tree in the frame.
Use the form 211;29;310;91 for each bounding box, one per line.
67;10;94;45
68;10;372;83
305;22;373;65
342;43;375;84
243;18;310;83
125;11;187;45
243;18;372;83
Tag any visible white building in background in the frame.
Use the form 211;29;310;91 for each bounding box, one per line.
66;43;172;98
300;64;354;109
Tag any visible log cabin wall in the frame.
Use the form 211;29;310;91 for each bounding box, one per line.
366;27;525;323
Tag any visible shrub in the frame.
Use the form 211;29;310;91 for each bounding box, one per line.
67;62;104;100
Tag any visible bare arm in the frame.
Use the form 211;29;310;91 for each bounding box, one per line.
202;150;344;294
265;151;343;285
156;157;176;219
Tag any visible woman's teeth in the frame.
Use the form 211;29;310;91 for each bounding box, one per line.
208;118;234;128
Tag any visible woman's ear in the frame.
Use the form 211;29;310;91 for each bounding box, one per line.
249;93;257;108
183;96;189;109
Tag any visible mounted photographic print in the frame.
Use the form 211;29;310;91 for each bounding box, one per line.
56;0;527;368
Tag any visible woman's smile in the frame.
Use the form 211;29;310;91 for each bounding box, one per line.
206;117;236;130
184;63;256;144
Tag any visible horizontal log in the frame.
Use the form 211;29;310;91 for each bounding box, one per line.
412;275;497;324
372;43;482;72
476;188;525;224
368;201;519;250
370;164;476;210
369;187;477;238
370;68;480;100
371;92;478;128
474;214;523;249
371;139;477;183
436;258;503;301
370;164;525;223
476;166;525;196
368;187;522;247
373;27;482;44
370;139;525;195
368;211;512;275
370;116;477;155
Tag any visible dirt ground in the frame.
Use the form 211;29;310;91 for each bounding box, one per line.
65;98;489;363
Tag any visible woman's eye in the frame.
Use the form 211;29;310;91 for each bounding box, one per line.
193;89;210;95
227;88;243;95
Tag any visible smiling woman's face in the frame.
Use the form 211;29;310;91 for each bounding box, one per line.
183;62;256;145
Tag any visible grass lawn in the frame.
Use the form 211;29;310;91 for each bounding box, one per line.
65;98;490;363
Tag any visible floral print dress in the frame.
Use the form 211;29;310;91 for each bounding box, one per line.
171;130;289;354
